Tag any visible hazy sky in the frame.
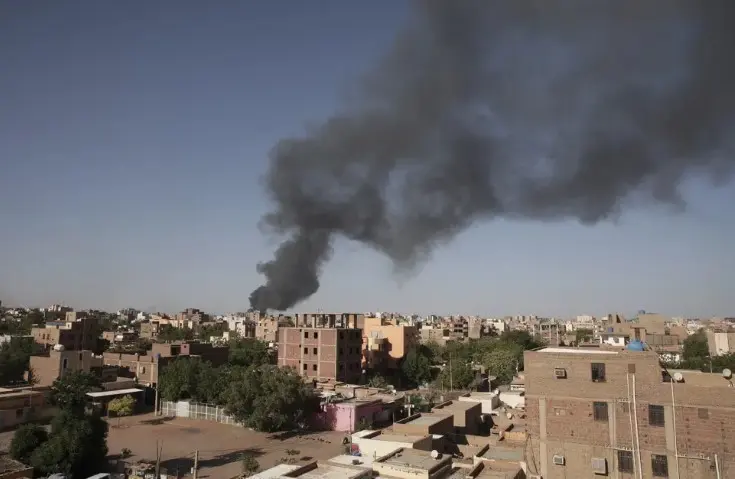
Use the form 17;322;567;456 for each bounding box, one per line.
1;1;733;318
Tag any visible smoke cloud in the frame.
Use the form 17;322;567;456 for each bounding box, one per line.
250;0;735;312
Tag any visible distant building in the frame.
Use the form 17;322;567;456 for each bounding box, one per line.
706;330;735;356
361;316;417;370
278;327;363;383
31;313;98;351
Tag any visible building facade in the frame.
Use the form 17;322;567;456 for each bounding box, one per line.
278;327;363;382
31;313;98;351
525;347;735;479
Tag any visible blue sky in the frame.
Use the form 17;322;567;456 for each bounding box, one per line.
1;1;733;318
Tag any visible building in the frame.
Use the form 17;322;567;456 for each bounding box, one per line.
29;348;116;388
293;313;364;329
372;448;453;479
103;341;230;388
431;400;483;435
175;308;210;325
350;430;433;459
524;345;735;478
361;316;418;370
392;413;454;436
31;313;98;351
706;330;735;356
102;331;137;344
278;327;363;382
0;387;47;430
249;461;371;479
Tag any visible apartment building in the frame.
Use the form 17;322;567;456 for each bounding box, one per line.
102;341;230;387
524;345;735;479
278;327;363;382
706;330;735;356
29;348;118;387
31;312;98;351
293;312;365;329
361;316;418;370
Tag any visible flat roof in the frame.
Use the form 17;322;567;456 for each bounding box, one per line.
87;388;144;398
401;413;451;426
480;446;524;462
250;464;301;478
538;347;619;355
377;448;448;471
374;433;426;443
434;401;478;411
328;454;375;469
290;463;365;479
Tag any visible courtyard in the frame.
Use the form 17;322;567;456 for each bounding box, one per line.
0;413;348;478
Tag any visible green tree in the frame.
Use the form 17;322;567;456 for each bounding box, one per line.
108;394;136;427
499;330;544;350
158;357;203;402
683;330;709;360
401;348;432;387
481;347;520;384
157;325;193;342
225;365;319;432
423;341;445;363
198;322;229;339
229;338;273;367
30;408;109;478
50;371;102;413
9;423;48;464
436;359;476;390
367;374;389;388
575;328;594;344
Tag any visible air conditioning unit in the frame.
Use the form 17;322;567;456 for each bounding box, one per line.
554;368;567;379
591;457;607;475
553;455;565;466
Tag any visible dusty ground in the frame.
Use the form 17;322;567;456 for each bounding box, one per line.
1;414;347;479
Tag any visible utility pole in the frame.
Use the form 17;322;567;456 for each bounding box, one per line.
154;440;162;479
193;450;199;479
449;353;453;392
154;385;159;416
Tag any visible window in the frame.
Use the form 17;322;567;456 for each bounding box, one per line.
314;332;319;339
303;364;307;371
339;348;344;355
339;332;344;340
312;364;317;371
16;409;23;418
304;332;308;339
593;402;608;421
313;347;318;355
617;450;634;473
591;363;606;382
620;402;630;414
698;408;709;419
62;358;68;370
141;367;146;374
651;454;668;477
649;405;665;426
79;353;83;361
304;347;308;354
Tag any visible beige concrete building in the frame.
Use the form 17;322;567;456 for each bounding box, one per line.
525;346;735;479
432;400;483;435
372;448;453;479
393;413;454;436
350;429;433;459
706;330;735;356
361;316;418;370
0;387;46;430
31;313;98;351
29;349;115;387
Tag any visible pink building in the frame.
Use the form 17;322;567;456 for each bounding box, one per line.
311;398;389;432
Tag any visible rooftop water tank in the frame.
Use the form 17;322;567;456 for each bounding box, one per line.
627;340;645;352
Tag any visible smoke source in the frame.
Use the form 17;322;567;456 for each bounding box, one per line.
250;0;735;312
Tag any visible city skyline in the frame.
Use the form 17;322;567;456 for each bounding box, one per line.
2;1;734;317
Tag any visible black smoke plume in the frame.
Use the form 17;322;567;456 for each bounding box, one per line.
250;0;735;312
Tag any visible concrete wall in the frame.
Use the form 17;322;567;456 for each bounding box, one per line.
458;393;500;414
351;432;431;459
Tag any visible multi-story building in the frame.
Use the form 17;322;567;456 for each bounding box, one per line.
524;345;735;478
102;341;230;388
278;327;363;383
175;308;210;324
361;316;417;370
29;348;118;387
31;313;98;351
706;330;735;356
293;313;364;329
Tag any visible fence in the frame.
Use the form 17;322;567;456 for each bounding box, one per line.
159;400;242;426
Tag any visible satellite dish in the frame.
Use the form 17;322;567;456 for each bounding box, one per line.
673;372;684;383
430;450;441;459
723;368;732;380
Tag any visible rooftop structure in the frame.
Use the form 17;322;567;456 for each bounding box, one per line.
373;448;453;479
